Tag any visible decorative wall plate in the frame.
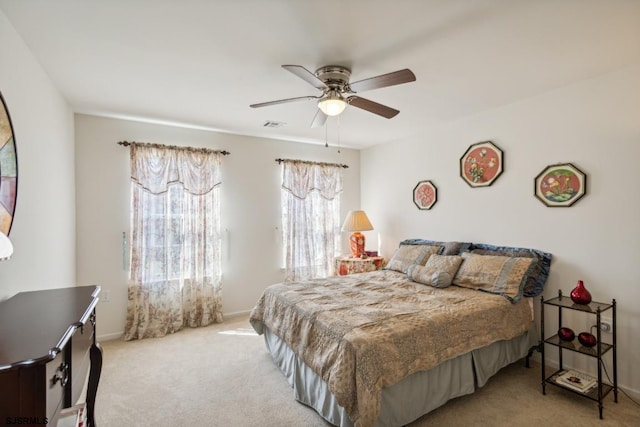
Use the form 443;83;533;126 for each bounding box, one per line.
460;141;503;187
413;180;437;210
534;163;586;207
0;91;18;235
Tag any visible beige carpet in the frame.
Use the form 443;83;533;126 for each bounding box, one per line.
95;315;639;427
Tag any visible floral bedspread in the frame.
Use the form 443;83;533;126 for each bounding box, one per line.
249;270;532;427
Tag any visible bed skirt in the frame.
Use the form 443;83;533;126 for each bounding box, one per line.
264;323;537;427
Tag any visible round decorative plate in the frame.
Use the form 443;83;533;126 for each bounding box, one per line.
0;92;18;235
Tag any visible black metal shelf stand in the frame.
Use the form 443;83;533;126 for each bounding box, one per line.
541;289;617;419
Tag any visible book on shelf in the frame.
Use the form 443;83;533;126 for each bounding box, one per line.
555;369;597;393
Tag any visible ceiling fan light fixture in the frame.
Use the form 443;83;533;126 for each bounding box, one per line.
318;92;346;116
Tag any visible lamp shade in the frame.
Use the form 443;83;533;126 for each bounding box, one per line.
0;231;13;260
318;92;347;116
341;210;373;232
342;211;373;258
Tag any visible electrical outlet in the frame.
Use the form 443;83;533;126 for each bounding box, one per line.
102;290;110;303
600;318;612;333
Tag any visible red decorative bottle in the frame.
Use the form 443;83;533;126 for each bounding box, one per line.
570;280;592;305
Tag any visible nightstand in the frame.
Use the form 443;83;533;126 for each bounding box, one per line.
335;256;385;275
541;290;617;419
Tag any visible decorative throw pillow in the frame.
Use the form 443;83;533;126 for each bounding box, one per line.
452;252;537;302
424;254;464;277
384;244;442;274
408;254;464;288
408;265;453;288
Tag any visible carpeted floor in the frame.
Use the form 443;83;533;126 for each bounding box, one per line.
95;315;639;427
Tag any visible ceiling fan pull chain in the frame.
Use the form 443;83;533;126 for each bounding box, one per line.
325;119;329;148
337;115;341;154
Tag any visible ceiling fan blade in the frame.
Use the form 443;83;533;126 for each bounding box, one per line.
310;109;327;128
250;95;320;108
348;96;400;119
282;65;328;91
348;68;416;93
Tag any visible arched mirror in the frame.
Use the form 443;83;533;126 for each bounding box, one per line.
0;91;18;239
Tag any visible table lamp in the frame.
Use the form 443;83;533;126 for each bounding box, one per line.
341;210;373;258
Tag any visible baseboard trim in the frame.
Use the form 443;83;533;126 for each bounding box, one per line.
98;331;124;341
97;310;251;342
224;309;252;319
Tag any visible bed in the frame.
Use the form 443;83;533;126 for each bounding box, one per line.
250;240;552;427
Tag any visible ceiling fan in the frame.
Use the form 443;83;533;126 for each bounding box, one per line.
250;65;416;127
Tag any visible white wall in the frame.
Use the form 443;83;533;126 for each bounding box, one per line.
0;11;76;299
361;64;640;396
5;0;637;399
74;114;360;339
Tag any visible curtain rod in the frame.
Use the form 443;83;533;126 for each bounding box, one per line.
118;140;230;155
275;158;348;169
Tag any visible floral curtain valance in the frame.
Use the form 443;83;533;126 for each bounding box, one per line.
281;160;343;200
131;143;221;195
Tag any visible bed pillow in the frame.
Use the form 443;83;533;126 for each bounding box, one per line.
407;254;463;288
384;244;442;273
452;252;537;302
469;243;552;297
408;266;452;288
400;239;471;255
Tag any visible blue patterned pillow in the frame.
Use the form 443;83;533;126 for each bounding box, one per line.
469;243;552;297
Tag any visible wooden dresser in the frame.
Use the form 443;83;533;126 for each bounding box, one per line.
0;286;103;427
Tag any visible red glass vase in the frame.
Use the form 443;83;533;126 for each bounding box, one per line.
570;280;592;305
558;327;575;342
578;332;597;347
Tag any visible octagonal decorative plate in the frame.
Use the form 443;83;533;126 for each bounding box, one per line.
413;180;437;210
534;163;586;207
460;141;503;187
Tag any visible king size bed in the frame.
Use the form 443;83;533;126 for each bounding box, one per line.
250;240;552;427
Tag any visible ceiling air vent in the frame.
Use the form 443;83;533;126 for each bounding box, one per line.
263;120;285;128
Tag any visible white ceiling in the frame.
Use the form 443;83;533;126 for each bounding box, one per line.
1;0;639;149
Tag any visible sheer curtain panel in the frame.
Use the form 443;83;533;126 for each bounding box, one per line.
281;160;342;281
124;143;223;340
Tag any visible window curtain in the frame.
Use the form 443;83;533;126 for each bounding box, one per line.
281;160;342;281
124;143;223;340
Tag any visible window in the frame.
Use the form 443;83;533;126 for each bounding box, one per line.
124;143;223;340
280;160;343;281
